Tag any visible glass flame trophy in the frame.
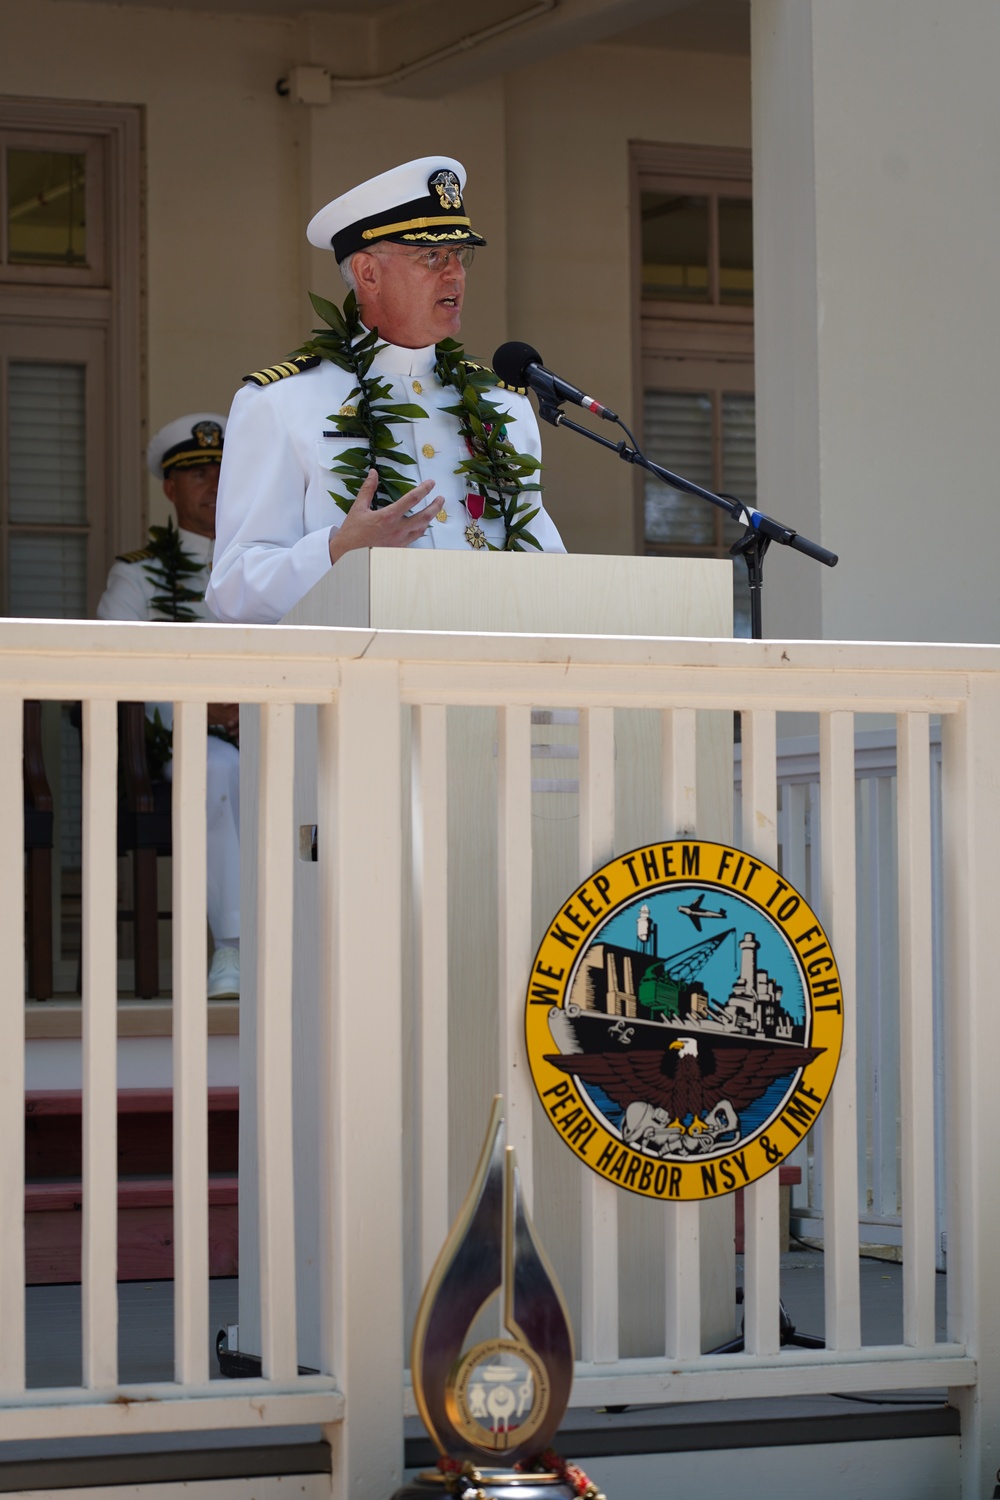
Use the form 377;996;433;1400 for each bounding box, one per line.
393;1098;604;1499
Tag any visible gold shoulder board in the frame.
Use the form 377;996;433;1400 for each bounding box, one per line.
242;354;322;388
463;358;528;397
116;546;153;564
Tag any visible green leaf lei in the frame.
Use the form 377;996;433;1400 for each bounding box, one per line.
142;516;206;622
294;290;543;552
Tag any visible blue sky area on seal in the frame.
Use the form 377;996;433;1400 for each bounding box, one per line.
594;886;807;1022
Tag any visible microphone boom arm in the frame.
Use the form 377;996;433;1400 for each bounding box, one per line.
536;397;837;640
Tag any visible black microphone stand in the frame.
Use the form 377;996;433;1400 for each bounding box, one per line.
534;397;837;641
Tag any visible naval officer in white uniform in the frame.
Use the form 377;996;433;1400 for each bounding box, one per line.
206;154;565;626
97;414;241;1000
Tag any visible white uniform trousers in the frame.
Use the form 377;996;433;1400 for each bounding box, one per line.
164;735;241;942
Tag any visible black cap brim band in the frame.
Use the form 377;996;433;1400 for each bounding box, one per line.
162;448;223;473
332;188;486;261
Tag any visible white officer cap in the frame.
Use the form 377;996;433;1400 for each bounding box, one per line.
306;155;486;263
147;413;227;480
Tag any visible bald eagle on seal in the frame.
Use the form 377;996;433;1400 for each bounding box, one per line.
545;1031;822;1137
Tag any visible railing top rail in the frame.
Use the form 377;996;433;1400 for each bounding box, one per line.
0;617;995;689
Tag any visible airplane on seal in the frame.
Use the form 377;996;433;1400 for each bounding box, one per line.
677;893;727;932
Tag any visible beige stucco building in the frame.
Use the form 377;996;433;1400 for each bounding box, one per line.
6;0;996;647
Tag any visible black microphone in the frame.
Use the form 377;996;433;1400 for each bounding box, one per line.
492;341;619;422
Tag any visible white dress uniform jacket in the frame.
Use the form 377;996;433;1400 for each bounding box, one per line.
206;337;566;626
96;530;241;944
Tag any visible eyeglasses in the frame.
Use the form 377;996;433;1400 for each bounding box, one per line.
386;244;476;272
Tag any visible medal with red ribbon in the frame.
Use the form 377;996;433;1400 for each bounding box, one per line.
463;490;488;549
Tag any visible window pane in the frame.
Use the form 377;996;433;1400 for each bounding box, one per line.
8;362;87;524
723;393;756;637
643;390;716;546
721;391;756;536
8;533;87;617
641;192;709;303
7;149;87;267
719;197;753;306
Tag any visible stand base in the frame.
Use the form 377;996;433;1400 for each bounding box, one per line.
392;1475;578;1499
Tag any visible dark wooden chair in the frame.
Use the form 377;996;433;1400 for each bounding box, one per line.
117;702;172;998
23;701;54;1001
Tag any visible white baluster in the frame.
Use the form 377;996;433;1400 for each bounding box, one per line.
662;707;702;1359
0;699;25;1393
897;712;936;1347
412;703;450;1285
498;705;534;1205
740;709;780;1356
578;706;618;1363
81;699;119;1388
256;701;298;1381
819;711;861;1350
172;701;209;1384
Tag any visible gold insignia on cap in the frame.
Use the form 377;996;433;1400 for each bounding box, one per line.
399;228;468;242
193;420;222;450
339;404;358;417
430;169;462;210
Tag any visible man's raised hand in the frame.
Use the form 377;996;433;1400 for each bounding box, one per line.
328;469;442;563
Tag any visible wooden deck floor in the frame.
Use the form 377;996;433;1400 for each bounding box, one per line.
26;1276;238;1388
21;1251;947;1390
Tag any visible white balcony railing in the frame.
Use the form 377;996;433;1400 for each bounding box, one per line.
1;620;998;1499
737;727;947;1260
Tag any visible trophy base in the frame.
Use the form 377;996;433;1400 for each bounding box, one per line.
392;1474;578;1499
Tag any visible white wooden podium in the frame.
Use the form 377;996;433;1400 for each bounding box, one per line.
237;550;736;1370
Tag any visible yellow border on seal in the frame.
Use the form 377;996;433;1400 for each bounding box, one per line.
524;838;844;1202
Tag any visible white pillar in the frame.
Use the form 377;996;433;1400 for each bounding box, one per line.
752;0;1000;645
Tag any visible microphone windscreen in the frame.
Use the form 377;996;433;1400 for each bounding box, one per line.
492;341;542;387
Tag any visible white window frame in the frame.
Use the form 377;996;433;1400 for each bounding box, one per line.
0;97;143;586
629;141;753;560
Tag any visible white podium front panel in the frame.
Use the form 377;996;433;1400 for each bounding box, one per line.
286;548;732;638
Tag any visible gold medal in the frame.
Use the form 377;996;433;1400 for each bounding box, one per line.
464;491;487;550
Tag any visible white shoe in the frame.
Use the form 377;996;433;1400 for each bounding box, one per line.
208;945;240;1000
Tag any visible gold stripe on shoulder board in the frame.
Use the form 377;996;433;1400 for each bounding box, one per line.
242;354;322;387
116;547;153;564
462;358;528;397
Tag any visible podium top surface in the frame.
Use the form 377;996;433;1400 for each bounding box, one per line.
282;550;733;639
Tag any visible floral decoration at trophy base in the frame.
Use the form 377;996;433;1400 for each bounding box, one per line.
392;1098;606;1500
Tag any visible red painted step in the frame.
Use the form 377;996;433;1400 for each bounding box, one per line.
24;1088;239;1284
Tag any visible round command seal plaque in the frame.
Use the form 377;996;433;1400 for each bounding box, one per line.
525;839;843;1201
